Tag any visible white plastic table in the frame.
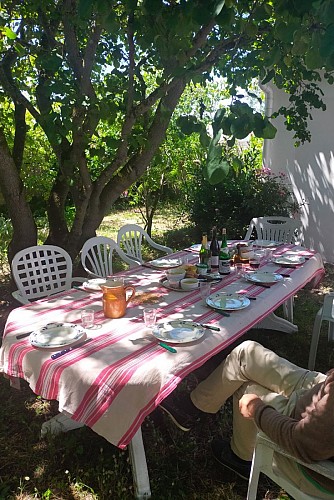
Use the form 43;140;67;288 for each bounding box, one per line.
0;244;324;498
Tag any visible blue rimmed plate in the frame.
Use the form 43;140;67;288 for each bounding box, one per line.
30;322;86;348
152;320;204;343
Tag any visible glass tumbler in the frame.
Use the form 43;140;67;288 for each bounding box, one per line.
81;308;95;329
143;307;157;328
199;282;212;304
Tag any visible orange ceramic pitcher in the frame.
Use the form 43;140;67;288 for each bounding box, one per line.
100;279;136;319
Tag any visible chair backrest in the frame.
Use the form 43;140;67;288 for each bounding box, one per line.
245;216;301;243
117;224;172;264
11;245;73;302
247;432;334;500
81;236;139;278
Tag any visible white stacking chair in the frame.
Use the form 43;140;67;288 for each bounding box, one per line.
81;236;139;278
247;432;334;500
11;245;85;304
245;216;301;244
308;292;334;370
117;224;173;264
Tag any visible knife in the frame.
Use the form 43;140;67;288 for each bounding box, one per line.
51;338;93;359
200;324;221;331
211;308;231;317
16;331;33;339
254;283;272;288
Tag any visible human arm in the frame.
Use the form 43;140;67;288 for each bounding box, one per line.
238;381;334;463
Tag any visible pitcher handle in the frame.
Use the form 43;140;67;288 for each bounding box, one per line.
125;286;136;303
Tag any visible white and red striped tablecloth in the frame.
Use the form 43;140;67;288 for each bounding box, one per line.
0;246;324;449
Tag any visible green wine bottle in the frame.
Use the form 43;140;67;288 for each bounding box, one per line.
219;228;230;275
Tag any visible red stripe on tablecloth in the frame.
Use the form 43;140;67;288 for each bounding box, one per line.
73;343;163;425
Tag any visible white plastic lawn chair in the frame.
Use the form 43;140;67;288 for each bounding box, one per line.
117;224;173;264
247;432;334;500
245;216;301;244
308;292;334;370
81;236;139;278
11;245;85;304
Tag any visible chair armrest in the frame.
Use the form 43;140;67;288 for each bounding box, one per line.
145;236;173;254
257;432;334;479
71;277;87;283
12;290;30;305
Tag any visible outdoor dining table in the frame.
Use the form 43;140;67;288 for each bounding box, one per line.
0;242;325;499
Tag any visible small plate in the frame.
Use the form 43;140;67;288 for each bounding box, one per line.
149;258;182;269
30;322;86;348
152;320;205;343
189;244;201;252
83;278;106;292
160;277;190;292
243;271;283;284
254;240;283;248
206;292;250;311
272;254;305;265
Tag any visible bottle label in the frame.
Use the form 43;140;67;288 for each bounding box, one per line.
211;255;219;268
219;260;230;274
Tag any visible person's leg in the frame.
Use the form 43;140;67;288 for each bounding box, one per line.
191;340;323;413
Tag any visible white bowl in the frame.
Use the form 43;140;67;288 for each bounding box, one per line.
166;268;186;281
180;278;199;290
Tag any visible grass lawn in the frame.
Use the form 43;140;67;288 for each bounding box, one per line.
0;205;333;499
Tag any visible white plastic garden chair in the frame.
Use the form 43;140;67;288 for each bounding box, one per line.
11;245;85;305
247;432;334;500
245;216;301;244
81;236;139;278
308;292;334;370
117;224;173;264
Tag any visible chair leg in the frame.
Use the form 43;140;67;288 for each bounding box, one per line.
128;427;152;499
247;453;261;500
308;309;323;370
282;296;294;323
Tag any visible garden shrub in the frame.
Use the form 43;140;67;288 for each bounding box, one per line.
188;157;298;240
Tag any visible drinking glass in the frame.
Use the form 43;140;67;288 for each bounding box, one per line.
249;256;261;269
81;308;95;328
143;307;157;328
199;282;211;304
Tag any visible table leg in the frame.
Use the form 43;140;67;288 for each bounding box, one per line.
254;312;298;333
128;427;152;499
40;411;84;437
282;297;294;323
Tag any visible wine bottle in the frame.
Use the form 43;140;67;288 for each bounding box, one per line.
199;232;208;264
219;228;230;275
210;227;220;271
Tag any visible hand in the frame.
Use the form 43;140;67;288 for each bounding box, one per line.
239;394;263;419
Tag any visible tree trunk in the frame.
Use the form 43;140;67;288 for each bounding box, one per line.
0;128;37;262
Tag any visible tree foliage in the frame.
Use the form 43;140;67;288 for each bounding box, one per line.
0;0;333;259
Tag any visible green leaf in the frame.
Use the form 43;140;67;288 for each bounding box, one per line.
261;119;277;139
261;69;275;85
4;26;17;39
305;47;321;70
212;0;226;16
78;0;92;19
205;157;230;185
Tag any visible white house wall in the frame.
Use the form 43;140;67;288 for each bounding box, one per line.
263;80;334;263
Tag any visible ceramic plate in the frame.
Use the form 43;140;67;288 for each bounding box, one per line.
206;292;250;311
30;322;86;348
189;244;201;252
149;258;182;269
152;320;205;343
82;278;106;292
254;239;283;248
243;271;283;284
272;254;305;265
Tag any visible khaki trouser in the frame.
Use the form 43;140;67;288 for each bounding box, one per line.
191;340;332;498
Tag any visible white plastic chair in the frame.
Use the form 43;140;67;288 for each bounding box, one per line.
245;216;301;244
308;292;334;370
11;245;85;304
81;236;139;278
247;432;334;500
117;224;173;264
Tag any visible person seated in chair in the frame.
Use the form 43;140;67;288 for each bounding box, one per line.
160;340;334;498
